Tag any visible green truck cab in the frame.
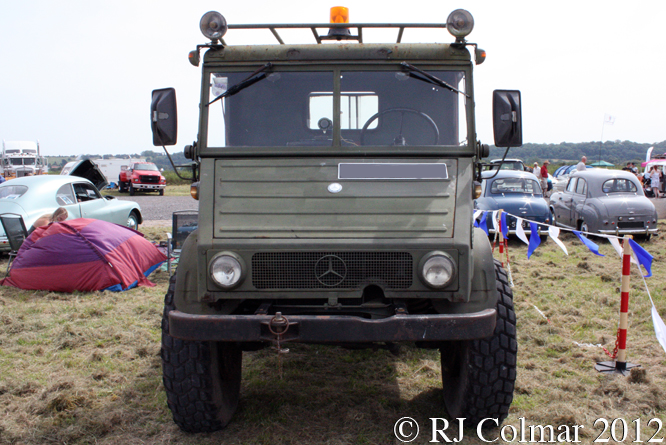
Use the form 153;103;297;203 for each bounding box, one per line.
152;8;522;433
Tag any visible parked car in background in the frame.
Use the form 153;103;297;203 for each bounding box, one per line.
475;170;551;234
552;164;593;192
484;158;529;172
549;169;658;239
0;160;142;251
118;161;166;196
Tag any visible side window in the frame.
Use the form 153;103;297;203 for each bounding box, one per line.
575;178;587;195
73;183;101;202
566;178;577;193
56;184;76;206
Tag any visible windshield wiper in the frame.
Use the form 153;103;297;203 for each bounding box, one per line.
208;63;273;106
400;62;469;98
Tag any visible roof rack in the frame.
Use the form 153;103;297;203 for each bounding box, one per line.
222;23;448;45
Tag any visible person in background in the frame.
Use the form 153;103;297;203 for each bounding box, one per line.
576;156;587;171
540;160;550;197
650;166;661;199
533;162;540;177
27;207;69;235
630;162;638;174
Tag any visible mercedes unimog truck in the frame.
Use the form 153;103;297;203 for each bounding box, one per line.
151;7;523;433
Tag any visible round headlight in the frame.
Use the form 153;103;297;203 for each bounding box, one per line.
200;11;228;42
421;254;455;288
210;254;242;288
446;9;474;41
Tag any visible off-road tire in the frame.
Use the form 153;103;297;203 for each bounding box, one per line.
161;274;242;433
440;259;517;427
159;188;164;196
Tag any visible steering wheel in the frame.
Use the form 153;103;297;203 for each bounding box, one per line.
359;107;440;146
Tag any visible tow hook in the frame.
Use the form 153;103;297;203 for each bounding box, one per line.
268;312;290;379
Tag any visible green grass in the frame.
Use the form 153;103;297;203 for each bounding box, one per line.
0;225;665;444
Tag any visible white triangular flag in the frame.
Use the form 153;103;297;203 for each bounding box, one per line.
491;211;498;233
515;218;529;245
548;226;568;255
608;237;638;265
652;304;666;356
473;210;482;221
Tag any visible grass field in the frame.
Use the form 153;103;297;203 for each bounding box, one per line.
0;225;664;444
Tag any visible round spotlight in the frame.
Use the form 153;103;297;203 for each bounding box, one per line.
446;9;474;41
420;253;456;289
210;253;243;288
200;11;228;42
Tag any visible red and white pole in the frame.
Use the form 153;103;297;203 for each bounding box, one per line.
498;210;505;268
595;235;640;375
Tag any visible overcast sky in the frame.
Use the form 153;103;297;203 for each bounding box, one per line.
1;0;665;156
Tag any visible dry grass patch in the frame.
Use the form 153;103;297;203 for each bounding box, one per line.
0;225;664;444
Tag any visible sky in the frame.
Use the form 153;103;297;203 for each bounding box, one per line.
1;0;665;156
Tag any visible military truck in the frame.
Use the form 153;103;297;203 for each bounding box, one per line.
151;7;522;433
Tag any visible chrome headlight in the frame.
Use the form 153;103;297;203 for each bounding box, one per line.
446;9;474;41
420;252;456;289
209;253;243;289
200;11;228;42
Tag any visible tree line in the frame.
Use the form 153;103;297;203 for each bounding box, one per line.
488;140;666;167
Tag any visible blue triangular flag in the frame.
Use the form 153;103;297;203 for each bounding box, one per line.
500;212;508;238
527;222;541;258
573;231;604;256
478;211;488;235
628;238;653;277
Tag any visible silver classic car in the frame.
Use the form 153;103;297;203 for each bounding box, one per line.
549;169;658;239
0;160;142;251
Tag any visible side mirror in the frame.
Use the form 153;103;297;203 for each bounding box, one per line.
492;90;522;148
151;88;178;146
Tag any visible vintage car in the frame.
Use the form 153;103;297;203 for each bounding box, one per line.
474;170;551;234
552;164;593;191
0;160;142;251
549;169;658;238
484;158;529;172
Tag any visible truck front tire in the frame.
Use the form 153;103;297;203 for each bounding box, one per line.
129;184;135;196
161;274;242;433
440;259;517;427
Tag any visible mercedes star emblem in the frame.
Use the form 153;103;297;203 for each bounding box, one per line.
314;255;347;286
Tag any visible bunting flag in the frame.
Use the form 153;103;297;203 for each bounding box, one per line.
515;218;529;246
527;222;541;258
491;211;499;234
652;304;666;355
500;212;508;239
548;226;568;255
478;211;488;235
573;231;604;256
629;238;653;278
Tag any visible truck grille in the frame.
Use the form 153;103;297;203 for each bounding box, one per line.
618;221;644;229
140;175;160;183
252;252;413;289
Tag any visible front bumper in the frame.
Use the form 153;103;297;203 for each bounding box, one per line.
168;308;497;343
133;183;165;190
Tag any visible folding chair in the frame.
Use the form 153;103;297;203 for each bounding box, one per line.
0;213;29;276
167;210;198;276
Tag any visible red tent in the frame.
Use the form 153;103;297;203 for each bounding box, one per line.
1;219;166;292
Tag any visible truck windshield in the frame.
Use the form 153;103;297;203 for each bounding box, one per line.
207;69;467;148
